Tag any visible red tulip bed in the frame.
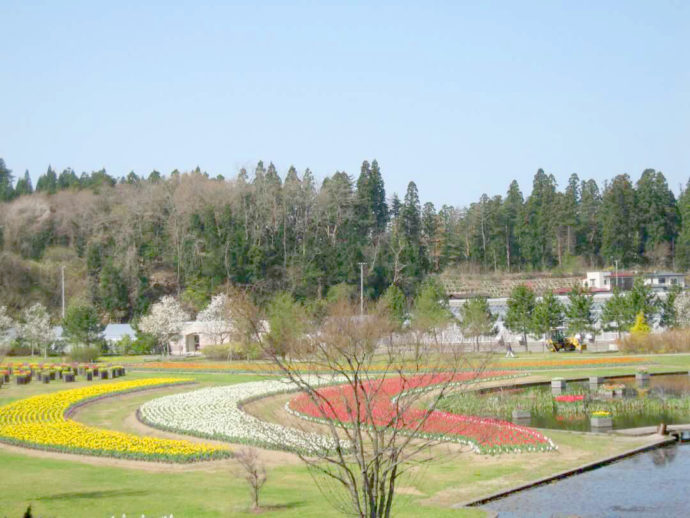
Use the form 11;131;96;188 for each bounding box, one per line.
554;394;585;403
288;371;556;454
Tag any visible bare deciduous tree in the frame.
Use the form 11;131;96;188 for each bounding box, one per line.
233;291;487;518
235;447;267;511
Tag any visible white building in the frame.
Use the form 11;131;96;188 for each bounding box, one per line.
169;320;233;355
582;271;685;292
582;271;612;291
643;272;686;290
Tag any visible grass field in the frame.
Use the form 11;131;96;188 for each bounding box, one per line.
0;352;688;517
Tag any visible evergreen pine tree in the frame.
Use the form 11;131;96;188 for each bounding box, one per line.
600;174;637;265
0;158;15;201
36;165;58;194
14;170;33;196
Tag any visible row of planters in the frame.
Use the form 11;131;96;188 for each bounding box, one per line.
0;364;126;387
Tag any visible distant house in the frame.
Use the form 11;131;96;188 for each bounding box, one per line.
643;272;686;290
581;271;634;291
582;271;685;292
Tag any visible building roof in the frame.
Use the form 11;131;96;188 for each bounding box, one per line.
52;323;135;342
103;324;136;341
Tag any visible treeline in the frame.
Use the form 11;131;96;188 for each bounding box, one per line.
0;157;689;321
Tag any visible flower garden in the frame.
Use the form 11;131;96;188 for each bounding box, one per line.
0;378;229;462
287;372;556;454
3;355;689;517
138;371;555;455
139;377;344;455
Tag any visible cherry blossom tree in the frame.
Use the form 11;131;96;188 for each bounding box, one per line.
0;306;15;360
196;293;234;345
138;296;190;355
20;303;55;358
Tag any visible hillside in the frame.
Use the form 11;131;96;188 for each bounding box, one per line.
0;158;688;320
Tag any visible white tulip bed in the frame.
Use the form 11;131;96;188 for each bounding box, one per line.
138;377;342;455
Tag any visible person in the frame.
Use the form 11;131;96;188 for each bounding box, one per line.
499;333;515;358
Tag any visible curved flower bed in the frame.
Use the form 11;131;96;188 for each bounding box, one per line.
139;377;342;455
0;378;229;462
287;372;556;454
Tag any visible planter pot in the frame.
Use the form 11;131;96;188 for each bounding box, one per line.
64;373;75;382
3;374;9;383
512;409;531;422
86;373;93;381
49;372;56;380
42;376;50;384
591;416;613;428
636;373;650;387
100;371;109;379
551;379;566;394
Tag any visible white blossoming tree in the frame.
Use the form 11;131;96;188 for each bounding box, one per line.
20;303;55;358
138;296;190;355
197;293;234;345
0;306;15;360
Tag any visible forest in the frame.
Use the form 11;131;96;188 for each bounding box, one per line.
0;157;688;321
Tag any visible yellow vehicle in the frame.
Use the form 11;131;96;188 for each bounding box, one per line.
546;330;586;352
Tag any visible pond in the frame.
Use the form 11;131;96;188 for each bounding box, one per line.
483;444;689;517
439;374;690;432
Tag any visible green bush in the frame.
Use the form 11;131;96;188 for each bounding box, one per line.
113;335;133;355
203;342;263;361
130;332;157;355
6;340;31;356
67;345;101;363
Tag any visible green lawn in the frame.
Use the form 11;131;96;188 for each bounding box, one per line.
0;354;688;517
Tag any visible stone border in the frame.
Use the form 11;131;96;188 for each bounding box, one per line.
473;370;689;394
453;435;675;509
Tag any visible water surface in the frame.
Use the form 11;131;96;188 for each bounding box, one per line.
484;444;688;517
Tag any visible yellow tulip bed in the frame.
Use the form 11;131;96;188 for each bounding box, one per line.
0;378;230;462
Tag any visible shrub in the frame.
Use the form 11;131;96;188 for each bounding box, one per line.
68;345;101;363
113;335;133;355
630;312;651;336
203;342;263;361
200;343;224;360
6;340;31;356
618;328;690;354
130;333;157;355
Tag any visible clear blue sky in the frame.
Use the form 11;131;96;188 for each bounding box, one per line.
1;1;688;206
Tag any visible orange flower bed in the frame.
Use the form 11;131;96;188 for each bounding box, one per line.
499;356;648;369
131;355;649;373
132;361;291;372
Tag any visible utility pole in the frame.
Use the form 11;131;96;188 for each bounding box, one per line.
358;262;366;315
61;265;66;319
614;259;619;290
